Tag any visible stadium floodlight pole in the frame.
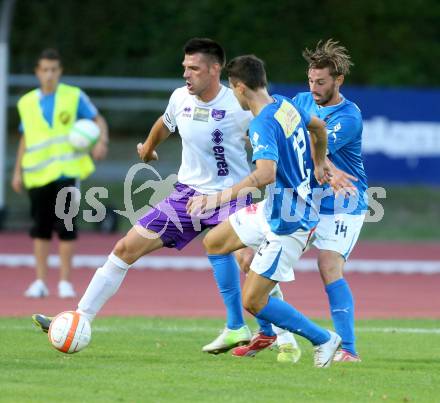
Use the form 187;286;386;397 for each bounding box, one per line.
0;0;16;228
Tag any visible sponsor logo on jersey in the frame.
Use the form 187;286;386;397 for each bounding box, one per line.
253;144;269;152
182;106;192;118
211;130;229;176
274;100;300;138
211;109;226;121
211;129;223;145
193;107;210;122
251;131;268;153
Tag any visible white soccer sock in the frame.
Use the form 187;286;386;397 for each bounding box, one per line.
269;283;299;348
77;253;131;323
269;283;284;299
273;326;299;348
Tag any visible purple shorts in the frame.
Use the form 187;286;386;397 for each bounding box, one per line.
137;182;251;250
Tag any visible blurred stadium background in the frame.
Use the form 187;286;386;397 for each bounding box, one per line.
1;0;439;241
0;0;439;276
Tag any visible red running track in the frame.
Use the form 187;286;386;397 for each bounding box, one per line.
1;232;439;318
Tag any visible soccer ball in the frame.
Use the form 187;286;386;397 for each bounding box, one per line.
69;119;100;151
48;311;92;354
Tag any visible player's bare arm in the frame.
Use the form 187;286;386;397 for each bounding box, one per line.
307;121;358;194
307;131;357;194
11;135;25;193
92;114;109;160
310;136;358;193
307;116;331;184
137;116;171;162
186;159;276;215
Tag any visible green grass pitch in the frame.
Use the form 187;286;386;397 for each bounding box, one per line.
1;317;439;402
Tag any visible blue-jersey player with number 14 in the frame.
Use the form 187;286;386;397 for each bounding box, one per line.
293;39;368;362
187;55;342;367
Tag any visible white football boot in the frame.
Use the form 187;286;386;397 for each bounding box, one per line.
314;330;341;368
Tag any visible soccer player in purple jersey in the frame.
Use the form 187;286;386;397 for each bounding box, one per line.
32;38;255;351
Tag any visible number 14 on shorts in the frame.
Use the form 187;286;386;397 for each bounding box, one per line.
335;220;348;238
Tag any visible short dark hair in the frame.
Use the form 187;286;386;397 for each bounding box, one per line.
225;55;267;90
183;38;225;67
303;39;353;77
36;48;62;66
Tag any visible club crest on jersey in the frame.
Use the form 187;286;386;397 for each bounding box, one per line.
193;107;210;122
211;109;226;121
211;129;223;145
59;111;71;125
327;122;342;142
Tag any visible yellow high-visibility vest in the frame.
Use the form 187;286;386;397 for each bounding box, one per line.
18;83;95;189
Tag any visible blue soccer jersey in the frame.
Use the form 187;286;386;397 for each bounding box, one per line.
293;92;368;215
249;94;318;235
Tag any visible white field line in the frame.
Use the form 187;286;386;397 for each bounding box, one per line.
0;253;440;274
357;327;440;334
4;324;440;335
90;326;440;335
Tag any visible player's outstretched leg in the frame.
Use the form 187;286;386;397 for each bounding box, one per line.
76;252;131;322
231;304;276;357
202;225;253;354
202;254;251;354
30;252;127;334
31;226;161;335
243;265;341;368
231;283;301;361
255;296;341;367
32;251;131;334
270;283;301;363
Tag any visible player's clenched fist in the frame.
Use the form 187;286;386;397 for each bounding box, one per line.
137;143;159;163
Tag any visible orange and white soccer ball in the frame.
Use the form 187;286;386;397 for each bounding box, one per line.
48;311;91;354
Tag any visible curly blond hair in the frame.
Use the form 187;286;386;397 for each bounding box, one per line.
303;39;353;77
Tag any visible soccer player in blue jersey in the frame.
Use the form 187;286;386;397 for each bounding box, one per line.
233;40;366;362
187;55;341;367
293;39;368;362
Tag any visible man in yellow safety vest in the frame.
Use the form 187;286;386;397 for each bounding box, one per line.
11;48;109;298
